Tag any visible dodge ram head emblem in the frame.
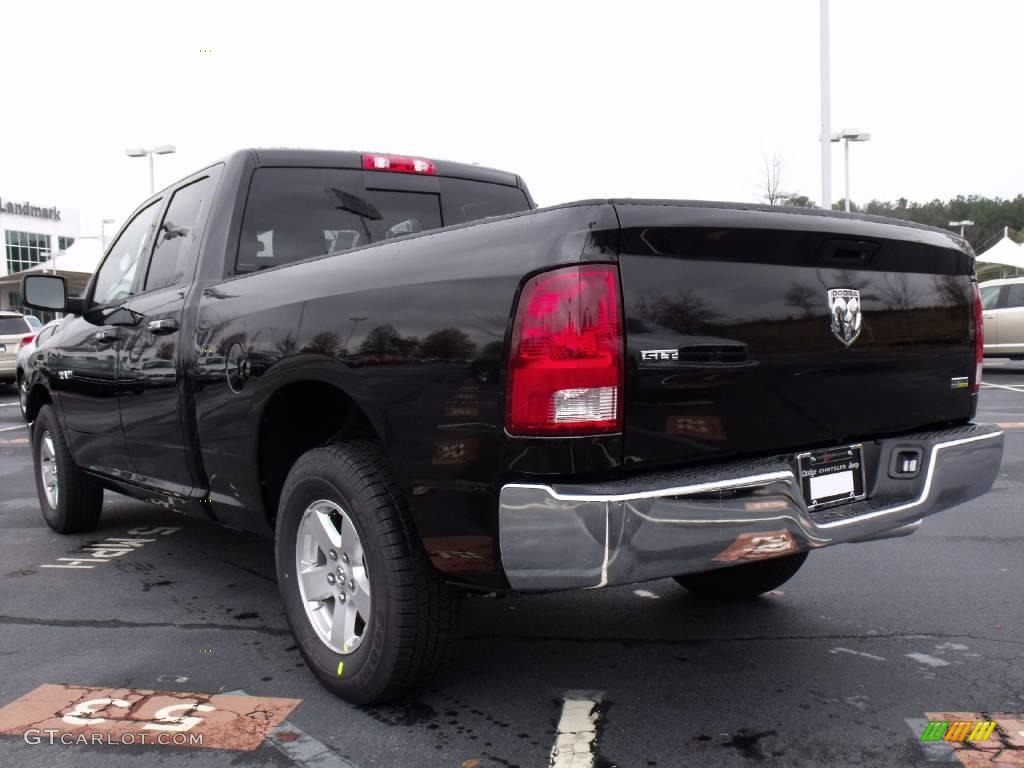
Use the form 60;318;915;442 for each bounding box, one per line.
827;288;862;346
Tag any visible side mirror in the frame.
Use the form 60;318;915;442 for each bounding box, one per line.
22;274;69;312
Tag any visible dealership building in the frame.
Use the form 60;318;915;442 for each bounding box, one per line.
0;195;81;313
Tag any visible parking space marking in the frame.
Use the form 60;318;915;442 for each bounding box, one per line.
830;647;886;661
227;690;359;767
0;425;25;433
39;526;180;570
0;684;300;751
549;692;604;768
981;382;1024;393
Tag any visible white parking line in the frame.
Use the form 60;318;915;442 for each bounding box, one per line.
0;402;20;408
981;381;1024;392
549;692;604;768
0;425;26;433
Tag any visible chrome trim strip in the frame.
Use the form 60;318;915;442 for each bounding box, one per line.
503;430;1004;528
505;471;793;504
818;430;1002;528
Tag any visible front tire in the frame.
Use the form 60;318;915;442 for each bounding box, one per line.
32;405;103;533
673;552;808;599
275;441;460;704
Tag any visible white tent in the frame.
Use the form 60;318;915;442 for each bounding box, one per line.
0;237;104;298
976;230;1024;282
977;234;1024;268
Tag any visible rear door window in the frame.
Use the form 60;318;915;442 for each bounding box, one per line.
145;176;214;291
237;168;442;273
1005;283;1024;309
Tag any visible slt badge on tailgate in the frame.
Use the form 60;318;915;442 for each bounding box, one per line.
827;288;862;346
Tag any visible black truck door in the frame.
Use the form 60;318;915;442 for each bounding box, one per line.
116;173;216;497
52;198;163;476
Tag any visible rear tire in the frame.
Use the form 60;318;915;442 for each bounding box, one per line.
275;441;460;704
32;405;103;534
673;552;808;599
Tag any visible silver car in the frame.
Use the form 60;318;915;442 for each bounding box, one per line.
980;277;1024;359
15;317;64;419
0;312;38;387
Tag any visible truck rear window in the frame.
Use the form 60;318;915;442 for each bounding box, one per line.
0;317;29;335
236;167;529;273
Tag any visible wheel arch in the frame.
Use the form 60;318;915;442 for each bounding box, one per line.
24;375;53;424
250;356;393;528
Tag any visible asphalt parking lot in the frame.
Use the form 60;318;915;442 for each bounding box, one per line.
0;366;1022;768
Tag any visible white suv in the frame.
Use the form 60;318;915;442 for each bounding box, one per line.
0;312;38;386
981;277;1024;358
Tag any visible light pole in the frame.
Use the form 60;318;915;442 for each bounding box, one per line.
100;218;115;250
949;219;975;239
819;0;832;210
125;145;176;194
830;129;871;212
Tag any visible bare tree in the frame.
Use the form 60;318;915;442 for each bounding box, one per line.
758;151;791;206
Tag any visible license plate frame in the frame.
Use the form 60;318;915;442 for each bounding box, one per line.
797;443;867;511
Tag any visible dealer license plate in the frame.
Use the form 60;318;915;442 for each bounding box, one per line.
797;444;866;511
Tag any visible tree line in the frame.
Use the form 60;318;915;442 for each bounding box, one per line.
777;193;1024;252
758;153;1022;251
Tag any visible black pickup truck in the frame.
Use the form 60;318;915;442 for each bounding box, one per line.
21;149;1004;703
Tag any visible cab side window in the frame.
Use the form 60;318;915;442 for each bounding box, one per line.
145;177;213;291
92;200;162;305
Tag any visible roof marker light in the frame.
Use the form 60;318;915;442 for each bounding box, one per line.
361;154;437;175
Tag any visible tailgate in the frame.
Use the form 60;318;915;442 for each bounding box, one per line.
0;333;23;365
615;203;977;469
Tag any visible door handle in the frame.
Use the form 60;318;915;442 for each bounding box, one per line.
148;318;179;335
95;329;118;344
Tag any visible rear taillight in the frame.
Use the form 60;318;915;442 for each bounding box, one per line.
972;281;983;394
361;153;436;175
20;335;34;348
506;264;623;435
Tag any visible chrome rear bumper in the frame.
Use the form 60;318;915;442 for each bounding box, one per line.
499;424;1004;592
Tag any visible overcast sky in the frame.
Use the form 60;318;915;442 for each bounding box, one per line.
1;0;1021;237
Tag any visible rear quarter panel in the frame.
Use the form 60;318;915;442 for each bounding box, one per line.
192;203;619;586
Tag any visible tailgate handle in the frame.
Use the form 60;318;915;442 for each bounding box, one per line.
821;239;878;265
